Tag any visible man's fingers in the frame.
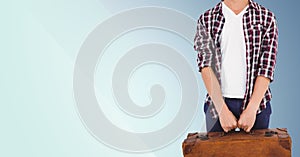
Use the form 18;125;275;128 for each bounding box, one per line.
232;123;238;129
224;123;237;132
240;125;250;132
237;121;243;129
238;121;247;131
223;126;233;133
238;119;249;130
223;126;229;133
238;120;243;128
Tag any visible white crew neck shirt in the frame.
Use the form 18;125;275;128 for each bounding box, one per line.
220;2;248;98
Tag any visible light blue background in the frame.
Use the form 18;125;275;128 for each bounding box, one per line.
2;0;299;156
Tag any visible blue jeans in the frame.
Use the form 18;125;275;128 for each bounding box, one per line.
204;98;272;132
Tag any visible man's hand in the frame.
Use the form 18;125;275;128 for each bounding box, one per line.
238;106;257;132
219;105;238;132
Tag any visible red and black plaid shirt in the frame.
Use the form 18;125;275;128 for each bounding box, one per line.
194;0;278;119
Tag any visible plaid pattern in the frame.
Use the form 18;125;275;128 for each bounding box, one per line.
194;0;278;119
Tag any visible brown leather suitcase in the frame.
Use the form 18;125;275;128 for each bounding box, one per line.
182;128;291;157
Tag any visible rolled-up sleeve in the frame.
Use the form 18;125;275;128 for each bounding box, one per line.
194;16;215;72
257;14;278;82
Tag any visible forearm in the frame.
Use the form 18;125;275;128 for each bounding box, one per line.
247;76;270;111
201;67;227;113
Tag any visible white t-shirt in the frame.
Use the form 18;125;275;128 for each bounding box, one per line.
220;2;248;98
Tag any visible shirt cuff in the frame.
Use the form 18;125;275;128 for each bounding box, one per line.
197;52;212;72
257;68;274;82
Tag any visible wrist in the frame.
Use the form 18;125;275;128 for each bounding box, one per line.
246;102;259;113
217;102;229;115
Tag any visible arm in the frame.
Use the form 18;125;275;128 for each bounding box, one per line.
201;67;238;132
238;76;270;132
195;17;237;132
201;67;227;114
247;76;270;111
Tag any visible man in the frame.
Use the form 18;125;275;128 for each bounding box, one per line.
194;0;278;132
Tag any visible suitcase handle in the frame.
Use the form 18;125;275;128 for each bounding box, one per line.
220;129;254;137
196;130;254;141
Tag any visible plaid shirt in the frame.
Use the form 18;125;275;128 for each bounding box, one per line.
194;0;278;119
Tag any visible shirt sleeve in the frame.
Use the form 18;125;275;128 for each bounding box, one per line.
194;15;215;72
257;14;278;82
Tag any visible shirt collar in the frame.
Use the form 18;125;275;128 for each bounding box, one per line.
214;0;258;14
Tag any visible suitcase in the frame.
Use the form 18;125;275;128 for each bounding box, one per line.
182;128;291;157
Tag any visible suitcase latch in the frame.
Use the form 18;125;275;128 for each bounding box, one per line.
264;131;278;137
197;134;209;141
